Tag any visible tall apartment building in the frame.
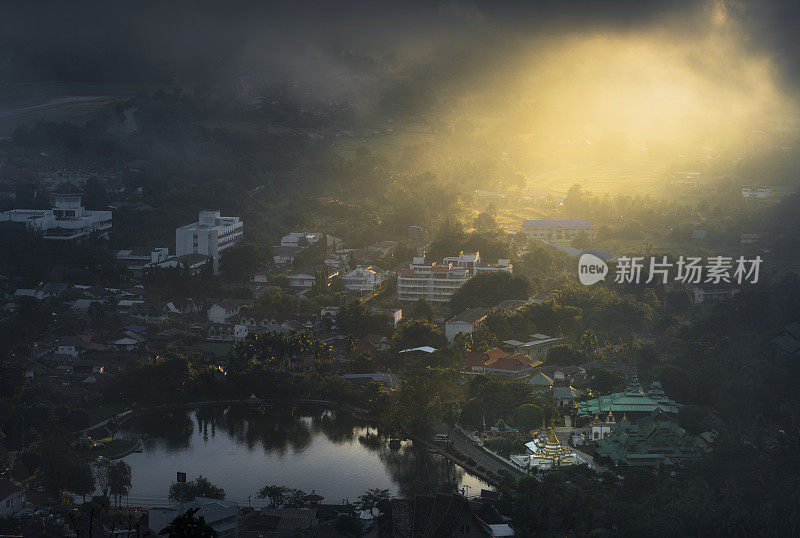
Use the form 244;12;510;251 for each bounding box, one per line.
397;252;512;303
176;210;243;275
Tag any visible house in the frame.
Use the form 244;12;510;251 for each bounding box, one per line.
153;253;212;276
484;353;538;378
129;301;169;323
552;385;580;407
692;284;740;304
529;372;553;392
492;299;533;312
208;323;236;341
71;298;99;314
175;210;243;275
109;337;140;352
537;364;587;385
740;185;773;199
502;334;561;361
368;240;398;256
445;307;488;341
73;360;104;377
272;245;305;265
0;478;24;517
149;497;238;538
772;322;800;358
115;247;170;275
389;308;403;328
341;372;399;388
521;219;593;241
462;348;508;374
343;265;387;292
55;336;81;357
105;181;126;194
36;282;68;299
281;231;323;247
287;266;338;288
208;299;251;324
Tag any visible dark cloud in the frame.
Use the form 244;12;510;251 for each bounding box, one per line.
0;0;798;93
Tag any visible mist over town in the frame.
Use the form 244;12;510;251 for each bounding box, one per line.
1;1;800;536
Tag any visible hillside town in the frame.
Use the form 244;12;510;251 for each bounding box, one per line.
3;1;800;535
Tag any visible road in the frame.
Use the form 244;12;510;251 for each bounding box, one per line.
433;425;524;478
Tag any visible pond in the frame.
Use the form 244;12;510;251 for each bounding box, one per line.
117;403;490;507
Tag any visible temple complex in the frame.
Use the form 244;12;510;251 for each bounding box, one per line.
576;379;680;420
596;410;708;466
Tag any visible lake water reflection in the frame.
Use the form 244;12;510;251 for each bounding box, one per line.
119;403;489;507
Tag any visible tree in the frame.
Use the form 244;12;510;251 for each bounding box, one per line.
169;475;225;504
409;299;433;321
570;231;591;249
68;462;96;503
449;272;531;314
392;319;447;351
0;363;25;399
337;301;390;337
169;482;196;505
545;344;585;366
473;212;499;234
159;507;219;537
587;368;627;394
512;403;544;431
356;488;390;515
330;276;346;292
222;243;263;281
83;177;107;210
193;475;225;499
257;485;289;507
108;461;132;507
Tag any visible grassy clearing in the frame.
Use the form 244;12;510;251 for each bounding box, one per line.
89;438;138;459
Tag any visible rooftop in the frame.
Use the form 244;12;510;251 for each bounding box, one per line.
521;219;592;229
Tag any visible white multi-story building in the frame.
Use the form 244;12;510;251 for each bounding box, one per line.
397;252;512;303
176;210;243;275
521;220;593;242
0;189;112;241
281;232;323;247
397;257;470;303
343;265;387;292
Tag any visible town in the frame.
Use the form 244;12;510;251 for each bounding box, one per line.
2;1;800;537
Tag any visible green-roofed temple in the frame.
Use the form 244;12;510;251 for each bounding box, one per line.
596;410;707;467
576;379;680;419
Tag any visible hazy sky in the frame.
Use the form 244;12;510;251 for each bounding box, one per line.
1;0;798;92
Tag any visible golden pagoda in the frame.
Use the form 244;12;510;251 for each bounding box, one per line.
527;428;577;469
